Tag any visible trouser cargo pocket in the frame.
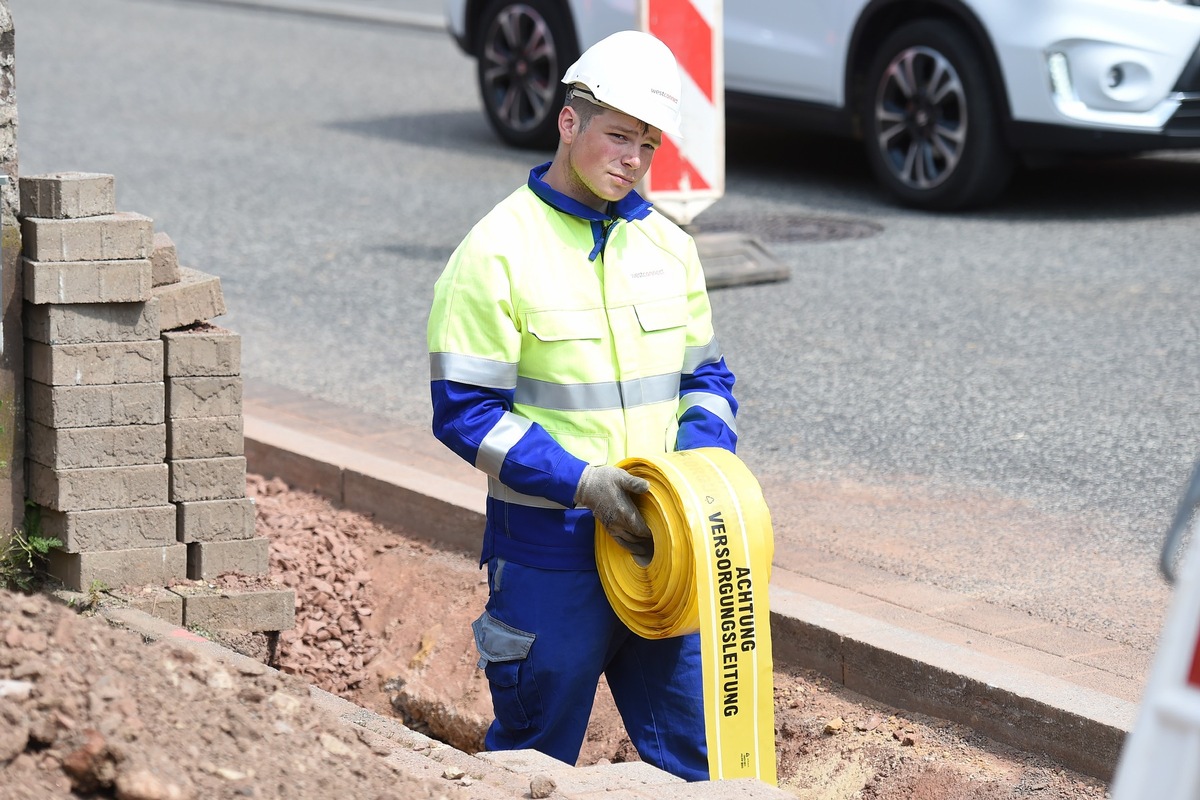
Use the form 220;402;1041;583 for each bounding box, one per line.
472;610;538;730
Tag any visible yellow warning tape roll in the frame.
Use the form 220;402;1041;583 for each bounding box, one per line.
595;447;777;785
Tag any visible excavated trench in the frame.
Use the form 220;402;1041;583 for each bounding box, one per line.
240;472;1110;799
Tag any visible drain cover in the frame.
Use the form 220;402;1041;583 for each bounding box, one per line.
694;231;790;289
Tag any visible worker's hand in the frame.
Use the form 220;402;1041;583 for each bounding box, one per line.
574;465;652;556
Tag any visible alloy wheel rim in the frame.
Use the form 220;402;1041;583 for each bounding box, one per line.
874;46;967;190
480;4;559;134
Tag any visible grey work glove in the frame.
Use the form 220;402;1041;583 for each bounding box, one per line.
574;465;652;556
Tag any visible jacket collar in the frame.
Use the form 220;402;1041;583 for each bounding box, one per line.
527;161;653;223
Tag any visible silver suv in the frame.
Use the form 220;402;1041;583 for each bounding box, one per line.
445;0;1200;210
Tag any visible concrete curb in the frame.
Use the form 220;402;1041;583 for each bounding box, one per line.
243;411;1135;782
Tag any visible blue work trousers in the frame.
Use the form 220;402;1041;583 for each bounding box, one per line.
471;558;708;781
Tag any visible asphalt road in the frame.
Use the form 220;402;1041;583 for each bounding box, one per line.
13;0;1200;654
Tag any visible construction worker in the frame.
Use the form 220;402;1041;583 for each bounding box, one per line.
426;30;738;781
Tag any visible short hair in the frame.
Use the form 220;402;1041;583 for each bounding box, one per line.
567;92;603;132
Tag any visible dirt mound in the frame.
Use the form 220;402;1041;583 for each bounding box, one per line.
0;589;464;800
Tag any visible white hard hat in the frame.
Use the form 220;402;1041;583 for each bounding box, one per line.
561;30;683;138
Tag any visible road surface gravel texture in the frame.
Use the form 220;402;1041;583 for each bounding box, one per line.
0;474;1109;799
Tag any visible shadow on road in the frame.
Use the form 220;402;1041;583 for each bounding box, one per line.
328;110;549;159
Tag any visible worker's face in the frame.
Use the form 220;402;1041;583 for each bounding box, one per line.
559;105;662;212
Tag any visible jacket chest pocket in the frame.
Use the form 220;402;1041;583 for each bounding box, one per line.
523;308;610;384
630;296;689;373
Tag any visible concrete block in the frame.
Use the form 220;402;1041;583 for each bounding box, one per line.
39;505;176;553
25;339;163;386
542;762;684;795
167;415;243;459
27;461;169;512
186;536;269;580
26;380;165;428
24;257;152;304
104;586;184;626
26;419;166;469
162;323;241;377
176;497;256;544
172;584;295;632
151;266;226;331
474;749;572;773
629;778;795;798
21;212;154;262
19;172;115;219
169;456;247;502
150;231;181;287
24;301;160;345
46;543;187;591
167;375;242;419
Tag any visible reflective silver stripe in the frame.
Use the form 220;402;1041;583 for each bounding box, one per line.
620;372;680;408
678;391;738;435
475;413;532;478
683;337;722;373
488;477;568;510
515;372;680;411
430;352;518;390
518;377;622;411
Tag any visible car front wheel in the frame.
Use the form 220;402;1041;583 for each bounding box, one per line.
862;19;1014;210
475;0;578;150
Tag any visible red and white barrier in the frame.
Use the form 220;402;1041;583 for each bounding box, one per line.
640;0;724;226
1111;469;1200;798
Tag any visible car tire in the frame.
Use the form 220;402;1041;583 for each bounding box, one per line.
474;0;579;150
862;19;1014;211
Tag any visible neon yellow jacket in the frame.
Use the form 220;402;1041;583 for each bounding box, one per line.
428;163;737;569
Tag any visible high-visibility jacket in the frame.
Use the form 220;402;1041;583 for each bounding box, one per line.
428;162;738;570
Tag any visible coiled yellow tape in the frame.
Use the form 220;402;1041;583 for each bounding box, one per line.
595;447;776;784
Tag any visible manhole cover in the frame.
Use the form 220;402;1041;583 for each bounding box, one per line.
695;213;883;244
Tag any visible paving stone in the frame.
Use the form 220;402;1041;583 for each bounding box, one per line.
150;231;181;287
172;584;295;632
103;586;184;626
23;300;160;345
21;211;153;262
26;419;166;469
46;543;187;591
27;462;169;512
475;749;572;773
542;762;684;796
24;257;152;304
167;415;244;459
25;339;163;386
625;777;795;798
19;172;115;219
167;375;242;418
169;456;247;502
151;266;226;331
176;497;256;543
186;536;269;580
38;505;176;553
26;380;165;428
162;324;241;377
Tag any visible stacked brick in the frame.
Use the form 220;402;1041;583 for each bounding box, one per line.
19;173;278;617
20;172;182;591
